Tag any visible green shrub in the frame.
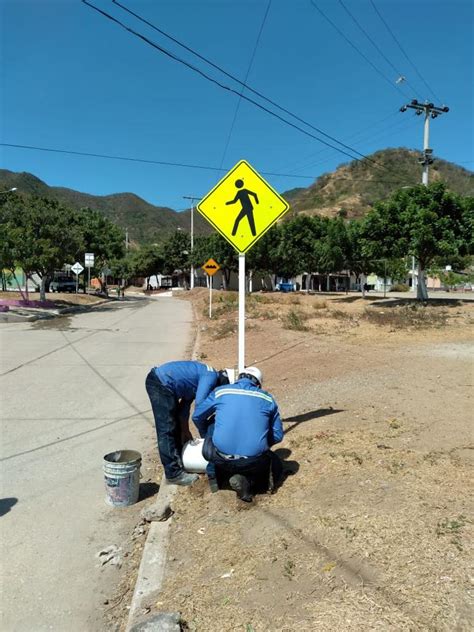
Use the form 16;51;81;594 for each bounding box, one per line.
213;320;237;339
282;309;309;331
390;283;410;292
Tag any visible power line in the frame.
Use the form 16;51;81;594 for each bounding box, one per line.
279;109;401;173
309;0;410;98
369;0;442;102
0;141;412;184
337;0;421;98
101;0;389;171
218;0;272;172
0;142;312;178
289;115;420;175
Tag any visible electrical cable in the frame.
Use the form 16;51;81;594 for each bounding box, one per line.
337;0;421;98
278;109;401;173
289;116;419;175
0;141;315;178
107;0;389;171
369;0;442;102
0;141;412;184
218;0;272;172
309;0;410;98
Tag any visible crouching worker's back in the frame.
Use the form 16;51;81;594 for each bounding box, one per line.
192;366;283;502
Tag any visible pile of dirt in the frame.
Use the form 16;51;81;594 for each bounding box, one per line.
152;291;473;631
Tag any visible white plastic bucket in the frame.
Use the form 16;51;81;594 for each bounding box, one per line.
103;449;141;507
182;439;208;473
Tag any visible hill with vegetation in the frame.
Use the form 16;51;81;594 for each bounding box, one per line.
282;148;473;219
0;169;211;244
1;149;471;243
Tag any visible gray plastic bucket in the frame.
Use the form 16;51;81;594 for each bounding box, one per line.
103;450;142;507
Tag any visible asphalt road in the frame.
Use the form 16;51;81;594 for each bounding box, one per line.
0;295;192;631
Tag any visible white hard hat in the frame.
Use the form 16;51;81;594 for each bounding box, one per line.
239;366;263;386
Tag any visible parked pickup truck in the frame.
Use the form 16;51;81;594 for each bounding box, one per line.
50;276;76;293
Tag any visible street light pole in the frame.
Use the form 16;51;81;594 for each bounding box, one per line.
0;187;17;194
183;196;199;290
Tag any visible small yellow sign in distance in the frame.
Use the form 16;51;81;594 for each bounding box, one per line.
202;258;220;276
197;160;290;253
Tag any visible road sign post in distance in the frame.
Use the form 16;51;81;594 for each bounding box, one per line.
84;253;94;294
202;259;220;318
71;262;84;294
197;161;290;370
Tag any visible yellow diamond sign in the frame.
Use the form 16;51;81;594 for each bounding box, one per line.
197;160;290;253
202;258;220;276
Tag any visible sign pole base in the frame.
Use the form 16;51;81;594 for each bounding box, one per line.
238;253;245;374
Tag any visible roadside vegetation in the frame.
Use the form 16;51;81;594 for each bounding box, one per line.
1;183;473;302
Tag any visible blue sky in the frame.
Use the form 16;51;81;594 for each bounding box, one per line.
1;0;472;210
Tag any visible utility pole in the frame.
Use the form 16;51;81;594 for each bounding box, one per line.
125;228;129;251
183;196;198;290
400;99;449;298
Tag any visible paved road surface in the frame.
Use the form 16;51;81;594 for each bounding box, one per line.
0;296;192;631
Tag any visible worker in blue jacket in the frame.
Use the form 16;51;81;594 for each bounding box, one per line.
193;366;284;502
145;361;228;486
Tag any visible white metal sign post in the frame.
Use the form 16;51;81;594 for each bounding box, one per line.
238;254;245;373
71;262;84;294
84;253;94;294
197;160;290;374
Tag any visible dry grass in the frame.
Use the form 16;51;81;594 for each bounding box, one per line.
159;288;474;631
363;304;449;329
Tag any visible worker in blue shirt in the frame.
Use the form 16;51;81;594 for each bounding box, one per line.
193;366;284;502
145;361;229;486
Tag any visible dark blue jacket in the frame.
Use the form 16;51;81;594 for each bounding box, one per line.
153;361;219;408
192;378;283;457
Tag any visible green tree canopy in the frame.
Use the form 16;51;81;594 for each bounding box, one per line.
361;183;474;299
192;233;238;289
0;194;83;300
74;207;125;287
162;231;191;277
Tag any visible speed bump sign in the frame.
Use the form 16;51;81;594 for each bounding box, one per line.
202;258;220;276
197;160;290;253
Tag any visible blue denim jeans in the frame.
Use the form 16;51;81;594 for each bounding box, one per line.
145;370;183;479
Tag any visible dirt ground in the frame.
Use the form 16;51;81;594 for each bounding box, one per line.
146;289;473;632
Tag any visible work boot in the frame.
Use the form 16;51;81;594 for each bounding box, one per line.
167;471;199;486
229;474;253;502
208;477;219;493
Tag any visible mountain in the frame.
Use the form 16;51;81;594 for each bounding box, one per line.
282;148;473;219
1;149;472;243
0;169;211;244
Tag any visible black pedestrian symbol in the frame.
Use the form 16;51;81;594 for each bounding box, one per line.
226;179;259;236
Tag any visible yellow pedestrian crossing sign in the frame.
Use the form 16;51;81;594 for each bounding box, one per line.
197;160;290;253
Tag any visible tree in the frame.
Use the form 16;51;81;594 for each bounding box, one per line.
361;183;474;300
191;234;237;289
0;194;82;301
74;208;125;291
162;231;191;285
128;245;165;287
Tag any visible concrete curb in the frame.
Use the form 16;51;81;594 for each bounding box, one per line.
125;297;201;631
126;483;178;630
0;298;115;323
